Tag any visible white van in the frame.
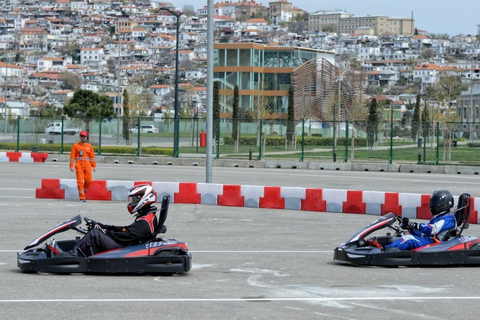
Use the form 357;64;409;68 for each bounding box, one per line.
45;122;81;135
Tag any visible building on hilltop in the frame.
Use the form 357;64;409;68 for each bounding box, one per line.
308;10;414;36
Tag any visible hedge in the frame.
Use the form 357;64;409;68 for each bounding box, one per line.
223;136;367;147
0;143;173;156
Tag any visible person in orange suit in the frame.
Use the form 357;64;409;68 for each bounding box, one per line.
70;131;96;202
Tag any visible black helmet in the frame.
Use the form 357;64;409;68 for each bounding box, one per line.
429;190;454;216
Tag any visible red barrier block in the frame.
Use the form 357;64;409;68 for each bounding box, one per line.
343;190;366;214
301;189;326;212
218;185;244;207
6;152;21;162
174;183;201;204
31;152;48;163
86;180;111;201
381;192;402;216
469;197;478;224
259;186;285;209
417;194;431;219
134;181;153;187
36;179;65;199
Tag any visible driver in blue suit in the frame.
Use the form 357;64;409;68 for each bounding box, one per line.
385;190;456;251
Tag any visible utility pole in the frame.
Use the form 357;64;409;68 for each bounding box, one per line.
3;60;8;135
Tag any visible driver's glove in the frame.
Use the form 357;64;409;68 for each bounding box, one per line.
85;218;96;228
401;217;418;230
94;224;107;234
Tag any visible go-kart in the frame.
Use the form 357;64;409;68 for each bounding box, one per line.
17;196;192;274
334;193;480;267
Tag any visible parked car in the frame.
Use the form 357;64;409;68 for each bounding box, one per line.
44;122;81;135
130;125;158;133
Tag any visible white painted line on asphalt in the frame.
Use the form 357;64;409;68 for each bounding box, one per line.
0;196;33;199
191;251;332;253
1;250;333;253
2;296;480;303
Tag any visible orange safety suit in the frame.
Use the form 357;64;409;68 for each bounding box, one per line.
70;142;96;200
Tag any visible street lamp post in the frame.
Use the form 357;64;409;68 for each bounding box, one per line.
161;7;182;157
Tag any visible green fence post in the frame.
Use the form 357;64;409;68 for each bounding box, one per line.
256;119;263;161
300;118;305;162
216;117;220;159
435;121;439;165
60;115;64;154
98;116;102;155
344;120;349;163
136;116;140;156
388;108;393;164
15;116;20;151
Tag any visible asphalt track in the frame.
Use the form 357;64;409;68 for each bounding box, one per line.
2;162;480;319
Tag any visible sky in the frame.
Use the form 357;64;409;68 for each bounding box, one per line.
168;0;480;37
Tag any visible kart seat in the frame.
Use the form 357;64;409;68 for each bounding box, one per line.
440;193;471;241
151;195;169;240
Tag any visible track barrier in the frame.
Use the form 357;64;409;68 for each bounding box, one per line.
35;179;480;223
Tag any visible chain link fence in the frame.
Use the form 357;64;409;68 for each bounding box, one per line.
1;116;479;165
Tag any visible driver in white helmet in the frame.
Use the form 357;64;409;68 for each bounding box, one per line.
59;184;158;257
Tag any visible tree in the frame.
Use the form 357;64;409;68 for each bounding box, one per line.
411;94;421;141
366;98;379;149
419;48;435;60
287;85;295;148
122;89;130;144
182;4;196;16
249;81;273;147
125;84;155;116
30;103;56;118
63;89;114;132
426;74;466;109
232;85;239;152
59;72;81;90
421;102;431;140
213;81;220;144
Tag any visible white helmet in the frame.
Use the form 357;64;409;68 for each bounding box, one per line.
127;184;156;214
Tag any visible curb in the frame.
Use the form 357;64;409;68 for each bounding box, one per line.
42;155;480;175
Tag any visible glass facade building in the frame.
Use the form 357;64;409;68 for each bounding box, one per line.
214;43;335;115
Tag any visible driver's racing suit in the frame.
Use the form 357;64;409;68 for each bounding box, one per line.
385;212;456;250
69;207;158;257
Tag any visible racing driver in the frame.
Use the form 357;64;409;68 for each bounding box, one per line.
59;184;158;257
69;130;96;202
384;190;456;251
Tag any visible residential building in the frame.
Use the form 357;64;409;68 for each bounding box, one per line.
80;47;105;67
308;10;353;33
309;11;414;36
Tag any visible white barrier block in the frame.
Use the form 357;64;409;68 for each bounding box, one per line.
241;185;264;208
107;180;134;201
363;191;385;216
0;152;8;162
281;187;306;210
323;189;347;213
197;183;223;205
399;193;421;218
152;182;180;203
60;179;78;200
18;152;34;163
